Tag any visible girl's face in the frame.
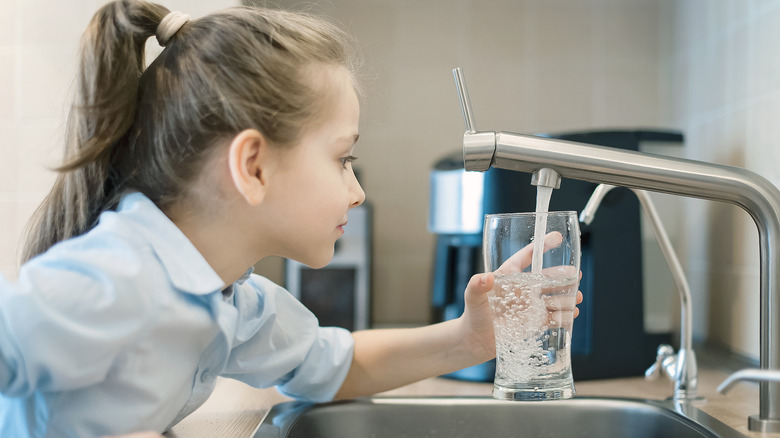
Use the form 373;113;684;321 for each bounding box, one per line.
262;68;365;268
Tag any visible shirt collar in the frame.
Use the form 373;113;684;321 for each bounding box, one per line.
112;192;226;295
236;266;254;284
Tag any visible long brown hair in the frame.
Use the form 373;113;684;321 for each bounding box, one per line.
21;0;360;262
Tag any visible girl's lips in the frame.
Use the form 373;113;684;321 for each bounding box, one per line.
336;217;348;234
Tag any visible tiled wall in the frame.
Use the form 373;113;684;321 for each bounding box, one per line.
661;0;780;360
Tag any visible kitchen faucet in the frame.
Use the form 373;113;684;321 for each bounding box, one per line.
580;184;697;401
453;67;780;432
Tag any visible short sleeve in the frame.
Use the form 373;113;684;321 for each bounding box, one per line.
221;275;354;402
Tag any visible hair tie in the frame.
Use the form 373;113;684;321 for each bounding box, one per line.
156;11;190;47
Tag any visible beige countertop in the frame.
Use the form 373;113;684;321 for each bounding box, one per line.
167;363;780;438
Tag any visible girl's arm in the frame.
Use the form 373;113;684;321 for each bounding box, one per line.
334;273;496;399
101;433;164;438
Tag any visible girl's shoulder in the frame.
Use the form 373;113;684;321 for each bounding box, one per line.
17;210;170;310
31;193;223;298
42;211;152;274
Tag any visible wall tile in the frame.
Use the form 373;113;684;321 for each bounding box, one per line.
746;93;780;183
592;69;660;127
0;0;14;46
596;2;660;70
393;2;460;68
746;6;780;100
521;1;595;71
723;108;748;161
708;268;756;353
15;124;60;195
723;26;748;107
0;199;16;269
665;56;691;126
525;67;595;133
0;51;13;120
0;125;19;192
16;47;75;120
18;0;89;48
688;45;728;116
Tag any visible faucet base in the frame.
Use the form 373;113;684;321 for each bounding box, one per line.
673;394;705;403
749;415;780;433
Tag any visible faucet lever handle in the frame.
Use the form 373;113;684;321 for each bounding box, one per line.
452;67;477;134
645;344;675;381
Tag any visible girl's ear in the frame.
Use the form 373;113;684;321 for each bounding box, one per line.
227;129;268;206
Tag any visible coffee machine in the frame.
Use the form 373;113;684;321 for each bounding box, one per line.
428;129;682;381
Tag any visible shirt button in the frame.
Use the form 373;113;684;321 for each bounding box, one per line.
200;369;214;383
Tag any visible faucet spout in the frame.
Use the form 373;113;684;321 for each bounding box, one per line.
531;168;561;189
453;67;780;432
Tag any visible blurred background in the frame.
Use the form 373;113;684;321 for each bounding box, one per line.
0;0;776;364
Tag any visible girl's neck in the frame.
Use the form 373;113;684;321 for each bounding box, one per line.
163;200;258;286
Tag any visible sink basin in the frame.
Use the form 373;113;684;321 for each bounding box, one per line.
254;396;744;438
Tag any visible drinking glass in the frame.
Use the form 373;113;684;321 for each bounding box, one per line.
483;211;581;401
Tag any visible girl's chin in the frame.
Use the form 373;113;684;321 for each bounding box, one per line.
297;250;335;269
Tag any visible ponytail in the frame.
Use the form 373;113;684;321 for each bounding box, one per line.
21;0;169;262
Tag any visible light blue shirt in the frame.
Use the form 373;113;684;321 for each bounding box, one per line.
0;192;354;437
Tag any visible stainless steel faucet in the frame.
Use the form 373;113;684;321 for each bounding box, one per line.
453;67;780;432
580;184;697;401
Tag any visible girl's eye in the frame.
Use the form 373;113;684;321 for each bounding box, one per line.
340;155;358;168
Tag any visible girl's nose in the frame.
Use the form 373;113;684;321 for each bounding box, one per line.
350;172;366;208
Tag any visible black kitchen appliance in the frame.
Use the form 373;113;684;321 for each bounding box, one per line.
428;129;683;381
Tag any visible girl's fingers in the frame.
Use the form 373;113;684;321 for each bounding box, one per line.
495;231;563;275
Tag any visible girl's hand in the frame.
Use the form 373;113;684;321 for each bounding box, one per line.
495;231;583;319
458;233;585;364
459;272;498;363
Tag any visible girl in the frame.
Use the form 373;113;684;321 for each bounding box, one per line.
0;1;579;437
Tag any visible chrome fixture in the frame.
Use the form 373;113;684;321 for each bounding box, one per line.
580;184;697;401
719;369;780;394
718;367;780;432
453;67;780;432
531;167;561;189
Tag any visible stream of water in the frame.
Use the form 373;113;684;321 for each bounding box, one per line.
531;185;553;273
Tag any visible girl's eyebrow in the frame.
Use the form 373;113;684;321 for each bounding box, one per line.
336;134;360;151
345;134;359;145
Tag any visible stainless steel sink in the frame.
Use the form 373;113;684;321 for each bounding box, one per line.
253;396;745;437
